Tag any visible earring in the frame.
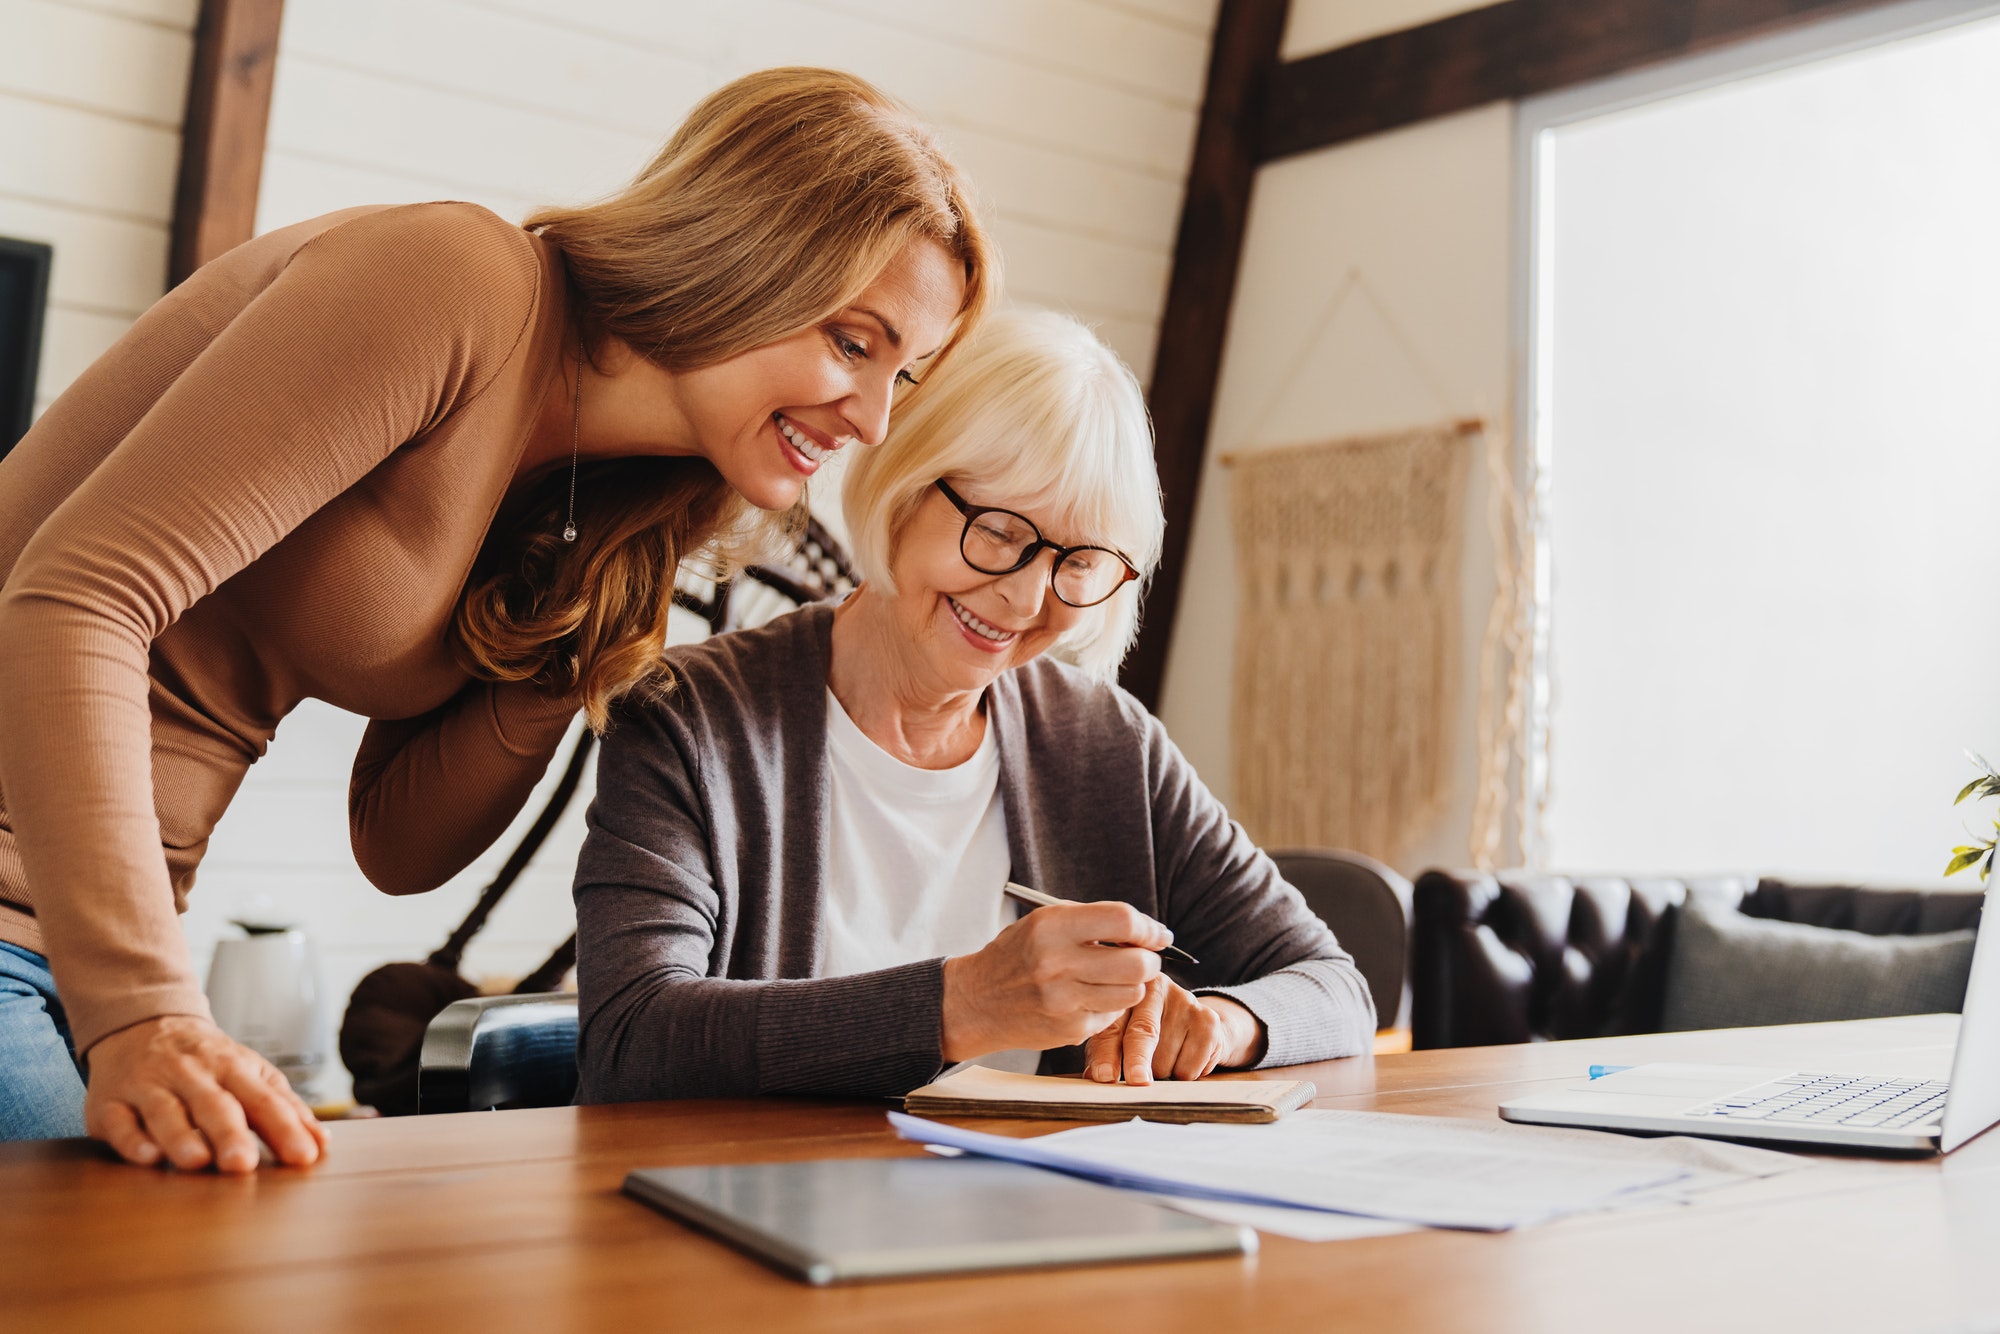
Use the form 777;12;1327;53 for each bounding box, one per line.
563;349;581;543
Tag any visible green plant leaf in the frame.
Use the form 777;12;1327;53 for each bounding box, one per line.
1958;777;1984;805
1946;848;1986;876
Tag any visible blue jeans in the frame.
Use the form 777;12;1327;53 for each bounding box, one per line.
0;942;88;1141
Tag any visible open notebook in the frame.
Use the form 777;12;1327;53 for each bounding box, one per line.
903;1064;1316;1124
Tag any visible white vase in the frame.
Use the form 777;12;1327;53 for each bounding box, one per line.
205;924;328;1092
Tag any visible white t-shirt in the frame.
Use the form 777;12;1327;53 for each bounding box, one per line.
816;689;1012;980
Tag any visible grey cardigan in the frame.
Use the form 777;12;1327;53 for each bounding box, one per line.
572;603;1375;1103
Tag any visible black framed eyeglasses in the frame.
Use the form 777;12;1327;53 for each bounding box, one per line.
934;480;1140;609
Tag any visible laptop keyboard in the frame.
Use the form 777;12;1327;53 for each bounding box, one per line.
1686;1072;1948;1130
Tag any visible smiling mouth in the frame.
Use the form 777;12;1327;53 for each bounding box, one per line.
948;596;1019;645
774;413;857;465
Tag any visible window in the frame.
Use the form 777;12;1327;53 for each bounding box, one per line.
1522;4;2000;878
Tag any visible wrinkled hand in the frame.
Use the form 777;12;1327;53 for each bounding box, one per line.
941;902;1170;1061
1083;978;1265;1084
85;1015;328;1173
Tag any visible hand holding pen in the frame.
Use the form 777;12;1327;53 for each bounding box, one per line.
938;884;1257;1081
938;892;1180;1062
1001;882;1199;966
997;883;1262;1083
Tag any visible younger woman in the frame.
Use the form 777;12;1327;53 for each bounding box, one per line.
0;68;994;1167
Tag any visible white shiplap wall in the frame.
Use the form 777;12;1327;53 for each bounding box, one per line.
181;0;1220;1095
0;0;195;415
254;0;1215;380
1281;0;1499;59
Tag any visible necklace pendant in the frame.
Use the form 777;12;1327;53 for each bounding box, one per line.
562;523;578;543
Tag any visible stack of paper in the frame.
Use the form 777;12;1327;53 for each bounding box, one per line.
890;1108;1805;1234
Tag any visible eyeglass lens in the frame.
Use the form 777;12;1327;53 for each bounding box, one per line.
961;511;1128;607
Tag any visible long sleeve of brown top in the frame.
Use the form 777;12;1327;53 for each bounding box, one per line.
347;680;581;897
0;204;581;1052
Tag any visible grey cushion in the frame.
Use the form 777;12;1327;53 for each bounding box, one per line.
1661;898;1976;1032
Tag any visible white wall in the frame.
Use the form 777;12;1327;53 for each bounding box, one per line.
0;0;194;417
253;0;1217;383
1281;0;1497;59
1157;0;1514;878
175;0;1224;1097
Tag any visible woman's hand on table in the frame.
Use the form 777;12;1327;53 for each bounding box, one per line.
940;902;1168;1061
84;1015;329;1173
1082;978;1265;1084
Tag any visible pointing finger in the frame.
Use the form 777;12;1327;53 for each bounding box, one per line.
1121;977;1168;1087
1083;1012;1127;1083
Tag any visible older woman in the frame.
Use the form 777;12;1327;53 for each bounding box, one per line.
573;311;1374;1101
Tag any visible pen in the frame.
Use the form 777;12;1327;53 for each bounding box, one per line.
1001;881;1200;966
1588;1065;1633;1080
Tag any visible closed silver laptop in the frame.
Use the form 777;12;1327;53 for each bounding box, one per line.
1500;879;1999;1154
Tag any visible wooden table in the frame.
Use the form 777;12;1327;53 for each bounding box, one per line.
10;1015;1999;1333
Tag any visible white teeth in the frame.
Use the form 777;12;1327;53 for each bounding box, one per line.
775;415;831;463
949;597;1014;642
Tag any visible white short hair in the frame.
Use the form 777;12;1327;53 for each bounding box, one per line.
840;308;1164;679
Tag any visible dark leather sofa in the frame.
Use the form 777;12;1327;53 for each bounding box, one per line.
1410;871;1984;1049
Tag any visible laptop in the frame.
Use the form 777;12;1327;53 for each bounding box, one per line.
1499;878;1999;1154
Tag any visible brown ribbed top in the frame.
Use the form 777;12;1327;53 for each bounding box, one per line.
0;203;580;1051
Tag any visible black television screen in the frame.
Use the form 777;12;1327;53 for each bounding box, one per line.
0;237;54;459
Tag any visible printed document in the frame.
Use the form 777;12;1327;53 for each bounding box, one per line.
892;1108;1801;1232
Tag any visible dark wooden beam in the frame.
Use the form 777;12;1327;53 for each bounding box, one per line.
170;0;285;286
1262;0;1905;162
1121;0;1289;711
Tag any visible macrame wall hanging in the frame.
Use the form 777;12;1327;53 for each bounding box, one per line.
1217;265;1539;869
1228;422;1472;864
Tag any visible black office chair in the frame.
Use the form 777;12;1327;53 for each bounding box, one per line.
1269;848;1413;1031
417;993;579;1113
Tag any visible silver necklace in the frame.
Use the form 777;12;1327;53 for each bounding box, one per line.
563;349;581;543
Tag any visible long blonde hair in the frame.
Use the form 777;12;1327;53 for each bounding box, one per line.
453;68;998;728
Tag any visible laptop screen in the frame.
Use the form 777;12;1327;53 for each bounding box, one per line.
1940;878;1999;1153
